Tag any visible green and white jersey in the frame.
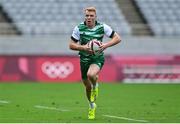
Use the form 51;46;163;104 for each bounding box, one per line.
71;21;115;57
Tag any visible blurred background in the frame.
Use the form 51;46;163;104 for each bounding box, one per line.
0;0;180;83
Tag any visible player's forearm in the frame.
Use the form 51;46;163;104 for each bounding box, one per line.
106;33;121;48
69;41;85;51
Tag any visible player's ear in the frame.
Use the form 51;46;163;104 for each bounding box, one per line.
95;15;97;20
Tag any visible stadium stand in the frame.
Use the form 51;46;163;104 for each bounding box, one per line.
135;0;180;36
0;5;20;35
0;0;132;36
116;0;152;36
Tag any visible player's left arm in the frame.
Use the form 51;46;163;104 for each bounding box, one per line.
99;24;121;51
102;32;121;49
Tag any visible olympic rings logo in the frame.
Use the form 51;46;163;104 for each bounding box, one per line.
41;61;74;78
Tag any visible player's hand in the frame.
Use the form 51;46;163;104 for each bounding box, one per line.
98;43;108;53
82;44;94;54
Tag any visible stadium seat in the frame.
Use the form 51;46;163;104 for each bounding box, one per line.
135;0;180;36
0;0;132;36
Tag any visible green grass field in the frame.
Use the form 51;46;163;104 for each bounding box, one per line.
0;82;180;123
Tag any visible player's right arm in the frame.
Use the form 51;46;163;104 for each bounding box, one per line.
69;40;88;51
69;26;92;53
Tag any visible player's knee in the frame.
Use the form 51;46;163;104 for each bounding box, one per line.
87;72;96;80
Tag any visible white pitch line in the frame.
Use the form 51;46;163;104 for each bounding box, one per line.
34;105;70;112
103;114;149;123
0;100;10;104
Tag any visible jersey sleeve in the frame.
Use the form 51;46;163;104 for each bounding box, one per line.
71;26;80;42
103;23;115;38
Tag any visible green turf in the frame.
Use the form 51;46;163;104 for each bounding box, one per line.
0;82;180;123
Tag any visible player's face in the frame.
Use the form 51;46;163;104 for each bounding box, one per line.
85;11;96;28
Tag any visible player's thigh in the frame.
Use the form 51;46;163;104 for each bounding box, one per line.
87;64;101;76
87;58;104;76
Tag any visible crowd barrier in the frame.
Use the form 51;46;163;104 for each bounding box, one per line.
0;55;180;83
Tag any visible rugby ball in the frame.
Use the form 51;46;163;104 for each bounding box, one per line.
88;39;102;54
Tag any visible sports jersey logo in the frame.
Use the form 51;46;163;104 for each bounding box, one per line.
41;61;74;79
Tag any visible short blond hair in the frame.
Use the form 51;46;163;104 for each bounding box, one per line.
84;6;96;14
